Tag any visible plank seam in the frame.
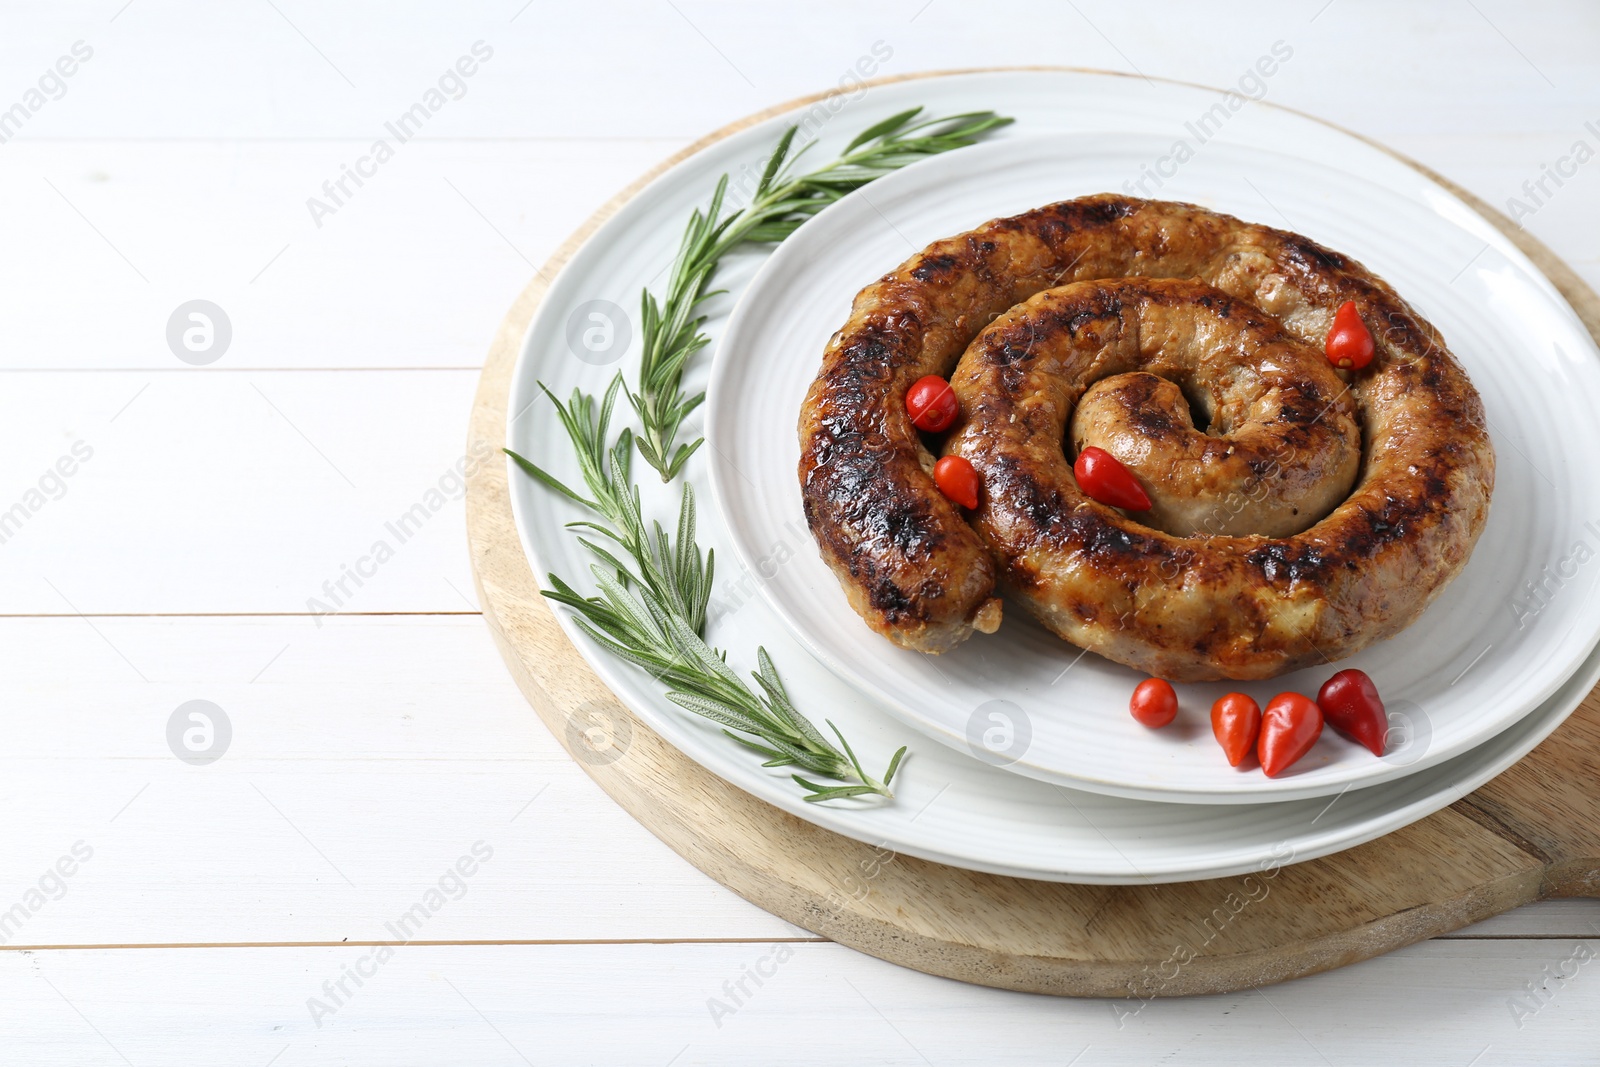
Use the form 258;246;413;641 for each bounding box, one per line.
0;934;1585;953
1451;797;1556;867
0;611;481;619
0;938;831;951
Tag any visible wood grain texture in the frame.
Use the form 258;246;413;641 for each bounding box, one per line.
464;69;1600;998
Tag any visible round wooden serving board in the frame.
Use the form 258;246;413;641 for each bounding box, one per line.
465;70;1600;998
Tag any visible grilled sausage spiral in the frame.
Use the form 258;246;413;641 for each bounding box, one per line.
796;194;1493;679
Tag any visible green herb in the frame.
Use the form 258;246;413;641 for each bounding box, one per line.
629;106;1014;481
508;378;906;802
512;105;1013;801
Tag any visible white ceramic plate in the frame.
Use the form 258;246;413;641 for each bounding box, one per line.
508;70;1600;881
707;129;1600;804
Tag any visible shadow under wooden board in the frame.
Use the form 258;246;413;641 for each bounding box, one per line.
464;69;1600;998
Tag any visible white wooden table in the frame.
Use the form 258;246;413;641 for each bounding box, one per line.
3;2;1598;1062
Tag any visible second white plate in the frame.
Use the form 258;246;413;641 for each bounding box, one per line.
511;69;1600;880
708;131;1600;803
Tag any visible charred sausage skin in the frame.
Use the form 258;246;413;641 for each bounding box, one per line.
796;194;1493;673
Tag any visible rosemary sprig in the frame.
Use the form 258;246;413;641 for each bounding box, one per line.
630;106;1014;480
508;105;1013;799
508;377;906;802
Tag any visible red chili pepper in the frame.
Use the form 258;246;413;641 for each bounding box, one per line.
1317;669;1388;756
1130;678;1178;728
933;455;981;510
1325;300;1375;371
1258;693;1323;778
1073;446;1151;511
905;375;960;433
1211;692;1262;768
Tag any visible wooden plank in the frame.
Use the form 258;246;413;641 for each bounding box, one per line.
3;2;1596;142
0;135;1591;371
0;615;813;944
1453;899;1600;938
0;369;480;614
0;140;681;369
4;940;1599;1065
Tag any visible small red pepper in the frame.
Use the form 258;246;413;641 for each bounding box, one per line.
1073;446;1151;511
933;455;981;510
1317;669;1388;756
1211;692;1262;768
905;375;960;433
1130;678;1179;728
1258;693;1323;778
1325;300;1375;371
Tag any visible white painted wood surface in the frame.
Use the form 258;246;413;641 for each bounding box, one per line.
2;1;1598;1061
